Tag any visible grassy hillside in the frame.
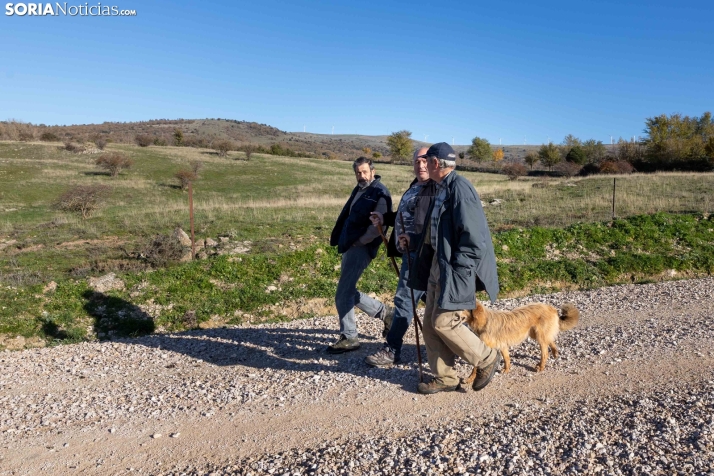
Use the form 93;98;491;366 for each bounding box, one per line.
1;141;712;347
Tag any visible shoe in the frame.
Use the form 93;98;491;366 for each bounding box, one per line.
326;334;360;354
365;345;400;368
417;379;460;395
472;351;501;391
380;305;395;338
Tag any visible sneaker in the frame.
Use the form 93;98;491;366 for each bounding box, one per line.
326;334;360;354
380;305;395;338
417;379;460;395
365;345;400;368
472;351;501;391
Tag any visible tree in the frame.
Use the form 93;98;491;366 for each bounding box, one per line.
173;128;184;146
372;151;382;159
386;130;413;162
241;144;256;160
524;151;539;169
616;137;643;163
467;137;491;162
96;152;133;177
362;147;372;156
538;143;562;170
565;145;587;165
642;112;712;169
492;148;504;163
581;139;607;164
562;134;582;148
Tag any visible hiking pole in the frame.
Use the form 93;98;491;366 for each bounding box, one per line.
399;212;424;383
376;222;400;276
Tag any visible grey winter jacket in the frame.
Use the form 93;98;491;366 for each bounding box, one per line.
409;171;499;308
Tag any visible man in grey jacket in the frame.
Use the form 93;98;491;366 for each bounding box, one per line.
408;142;501;394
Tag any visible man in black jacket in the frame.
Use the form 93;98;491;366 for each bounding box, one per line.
364;146;437;367
409;143;501;394
328;157;393;354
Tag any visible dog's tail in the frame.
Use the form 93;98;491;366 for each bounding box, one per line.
558;303;579;331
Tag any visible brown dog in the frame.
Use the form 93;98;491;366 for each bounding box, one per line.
462;302;579;382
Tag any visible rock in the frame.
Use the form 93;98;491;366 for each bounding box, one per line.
43;281;58;293
489;199;503;206
0;239;17;251
205;238;218;247
219;237;230;244
180;251;193;262
170;433;180;438
88;273;125;293
265;285;278;293
197;251;208;260
151;433;162;439
172;227;192;247
502;245;509;251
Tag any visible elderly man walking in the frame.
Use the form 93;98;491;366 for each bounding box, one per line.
364;146;437;367
408;142;501;394
328;157;393;354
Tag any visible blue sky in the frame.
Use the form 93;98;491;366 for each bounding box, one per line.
1;0;712;145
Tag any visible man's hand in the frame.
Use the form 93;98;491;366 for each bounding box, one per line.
397;234;410;250
369;212;384;227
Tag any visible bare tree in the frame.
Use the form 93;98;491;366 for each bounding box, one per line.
96;152;133;177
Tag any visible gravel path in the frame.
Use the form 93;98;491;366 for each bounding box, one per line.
1;277;713;475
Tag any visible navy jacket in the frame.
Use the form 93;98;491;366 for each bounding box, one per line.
409;171;499;307
330;176;392;259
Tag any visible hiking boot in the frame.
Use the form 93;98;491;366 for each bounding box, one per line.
417;379;460;395
472;351;501;391
326;334;360;354
379;305;395;338
365;345;400;368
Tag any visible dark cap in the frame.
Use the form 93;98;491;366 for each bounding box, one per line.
418;142;457;165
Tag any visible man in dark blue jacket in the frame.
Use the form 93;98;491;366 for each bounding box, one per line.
328;157;393;354
408;143;501;394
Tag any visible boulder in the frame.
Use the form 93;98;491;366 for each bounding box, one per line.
88;273;125;293
172;227;192;247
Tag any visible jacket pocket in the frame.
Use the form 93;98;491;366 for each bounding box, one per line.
447;264;476;303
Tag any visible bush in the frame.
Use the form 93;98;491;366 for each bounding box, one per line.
54;185;109;219
175;169;197;190
174;128;184;146
40;132;60;142
135;134;153;147
566;146;587;165
62;141;85;153
18;130;34;141
94;138;107;150
555;161;582;178
240;144;256;160
142;234;185;267
214;140;234;157
190;160;203;175
95;152;133;177
599;160;635;174
501;163;527;180
153;137;168;146
372;151;382;159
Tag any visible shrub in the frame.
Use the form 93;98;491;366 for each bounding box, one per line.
190;160;203;175
95;152;133;177
54;185;109;219
555;161;582;178
599;160;635;174
173;128;184;146
502;163;527;180
153;137;168;146
62;141;85;153
18;130;34;141
94;138;107;150
135;134;153;147
175;169;197;190
372;151;382;159
214;140;234;157
142;234;185;267
40;132;60;142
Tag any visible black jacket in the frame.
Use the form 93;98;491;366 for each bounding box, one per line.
330;176;392;258
409;171;499;307
382;179;438;257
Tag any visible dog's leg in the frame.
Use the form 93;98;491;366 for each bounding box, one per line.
462;366;478;385
536;341;548;372
500;348;511;373
549;342;559;359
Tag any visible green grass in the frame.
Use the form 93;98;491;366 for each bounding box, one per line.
1;141;713;347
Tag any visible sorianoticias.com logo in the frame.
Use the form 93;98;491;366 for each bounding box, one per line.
5;3;137;16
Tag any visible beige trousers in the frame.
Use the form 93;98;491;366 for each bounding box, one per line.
422;254;497;386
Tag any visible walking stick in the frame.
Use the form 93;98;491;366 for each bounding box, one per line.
376;222;400;276
399;212;425;383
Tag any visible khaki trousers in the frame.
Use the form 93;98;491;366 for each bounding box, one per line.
423;254;497;386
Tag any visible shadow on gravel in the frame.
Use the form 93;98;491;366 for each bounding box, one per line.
133;326;425;392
